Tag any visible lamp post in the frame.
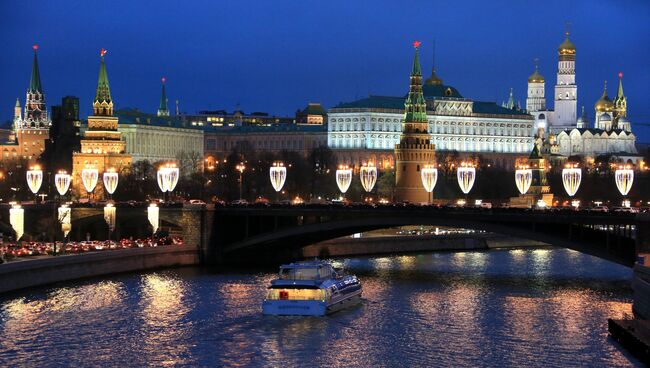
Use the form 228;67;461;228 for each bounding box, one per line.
236;163;246;200
9;203;24;243
614;165;634;207
360;162;378;193
420;164;438;204
103;168;119;200
81;168;99;201
53;170;71;255
514;165;533;195
157;163;180;203
561;163;581;197
269;162;287;202
26;165;43;203
456;162;476;195
335;165;352;198
148;203;159;236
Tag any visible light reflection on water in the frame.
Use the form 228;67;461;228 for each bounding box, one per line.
0;247;640;367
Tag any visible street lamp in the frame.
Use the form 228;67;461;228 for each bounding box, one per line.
269;162;287;192
81;168;99;199
615;165;634;207
148;203;159;235
103;168;119;199
104;203;116;242
54;170;71;196
561;163;581;197
420;164;438;204
236;163;246;200
9;203;24;242
360;162;377;193
26;165;43;201
336;165;352;195
456;162;476;194
157;163;180;193
514;165;533;195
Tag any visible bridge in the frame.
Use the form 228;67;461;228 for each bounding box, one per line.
1;204;648;267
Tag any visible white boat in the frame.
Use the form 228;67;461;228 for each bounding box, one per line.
262;260;362;316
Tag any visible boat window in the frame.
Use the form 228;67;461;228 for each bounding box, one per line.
280;267;319;280
267;289;326;301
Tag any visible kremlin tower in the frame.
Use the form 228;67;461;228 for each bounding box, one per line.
394;41;436;203
157;77;170;117
72;49;131;199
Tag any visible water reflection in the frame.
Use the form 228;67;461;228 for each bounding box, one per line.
0;248;640;367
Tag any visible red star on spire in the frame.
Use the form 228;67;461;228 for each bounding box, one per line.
413;40;421;49
100;48;107;57
618;72;623;79
32;44;39;51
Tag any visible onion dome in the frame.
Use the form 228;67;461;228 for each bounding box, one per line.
558;33;576;55
528;69;544;83
595;81;614;112
425;67;443;85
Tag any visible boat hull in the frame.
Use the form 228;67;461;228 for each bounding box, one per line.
263;300;328;316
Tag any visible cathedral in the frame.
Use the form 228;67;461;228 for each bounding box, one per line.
527;32;639;163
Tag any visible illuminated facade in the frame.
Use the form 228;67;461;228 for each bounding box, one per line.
0;46;50;165
72;50;131;198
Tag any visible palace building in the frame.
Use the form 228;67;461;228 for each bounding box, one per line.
0;45;51;166
72;49;132;198
328;45;534;170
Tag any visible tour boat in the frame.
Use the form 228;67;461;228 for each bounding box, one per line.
262;260;362;316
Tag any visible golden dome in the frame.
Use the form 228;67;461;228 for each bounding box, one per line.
558;34;576;55
595;82;614;112
425;68;443;85
528;69;544;83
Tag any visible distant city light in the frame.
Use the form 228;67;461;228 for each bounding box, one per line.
456;162;476;194
336;165;352;194
269;162;287;192
514;166;532;195
562;164;581;197
360;162;377;192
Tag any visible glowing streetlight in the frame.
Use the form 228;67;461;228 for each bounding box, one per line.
456;162;476;194
614;165;634;196
58;205;71;238
236;163;246;200
562;164;581;197
336;165;352;194
104;203;116;241
360;162;378;193
269;162;287;192
103;169;119;198
54;170;71;196
26;165;43;196
148;203;159;234
420;165;438;204
157;164;180;193
81;168;99;196
514;165;533;195
9;203;24;241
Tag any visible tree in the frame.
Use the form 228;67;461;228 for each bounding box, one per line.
377;169;395;201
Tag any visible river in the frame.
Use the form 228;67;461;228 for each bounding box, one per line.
0;247;640;367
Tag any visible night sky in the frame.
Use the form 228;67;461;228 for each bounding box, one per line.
1;0;649;141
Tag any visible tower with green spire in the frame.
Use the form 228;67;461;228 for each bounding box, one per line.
613;72;627;126
22;44;50;128
157;77;170;117
93;48;113;116
394;41;436;203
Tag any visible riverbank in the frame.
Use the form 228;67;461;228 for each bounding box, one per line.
302;233;549;258
0;244;199;294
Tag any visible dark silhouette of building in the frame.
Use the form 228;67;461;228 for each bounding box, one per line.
41;96;81;172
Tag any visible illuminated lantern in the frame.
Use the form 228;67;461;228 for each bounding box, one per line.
360;162;378;192
420;165;438;193
561;165;581;197
335;165;353;194
58;205;71;238
148;203;159;234
26;166;43;194
456;163;476;194
614;166;634;196
9;204;24;241
54;171;71;196
103;169;119;195
104;203;116;231
81;168;99;194
514;166;533;195
157;164;180;192
269;162;287;192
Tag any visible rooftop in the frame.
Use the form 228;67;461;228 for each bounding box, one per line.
116;108;203;130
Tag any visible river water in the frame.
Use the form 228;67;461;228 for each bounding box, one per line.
0;248;640;367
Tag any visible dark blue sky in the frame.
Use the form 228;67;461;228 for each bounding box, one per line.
1;0;649;141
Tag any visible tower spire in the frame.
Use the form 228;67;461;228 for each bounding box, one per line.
405;41;426;122
157;77;170;116
425;38;443;86
29;45;42;93
93;48;113;116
